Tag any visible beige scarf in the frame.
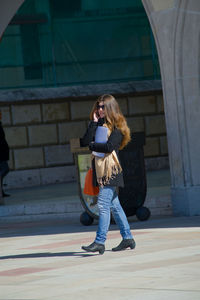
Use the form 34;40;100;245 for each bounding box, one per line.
92;125;122;186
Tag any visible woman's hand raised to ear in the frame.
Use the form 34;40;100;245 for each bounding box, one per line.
93;111;99;122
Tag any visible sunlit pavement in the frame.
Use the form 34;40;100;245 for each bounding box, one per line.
0;216;200;300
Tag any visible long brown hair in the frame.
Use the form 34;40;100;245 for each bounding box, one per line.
90;94;131;149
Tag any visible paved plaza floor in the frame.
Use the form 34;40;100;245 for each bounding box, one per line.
0;216;199;300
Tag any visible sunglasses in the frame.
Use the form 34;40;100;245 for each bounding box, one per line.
97;104;105;110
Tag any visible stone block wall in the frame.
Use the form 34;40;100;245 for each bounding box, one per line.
0;82;168;189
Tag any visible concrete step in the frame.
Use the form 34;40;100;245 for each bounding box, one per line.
0;182;84;223
0;169;172;223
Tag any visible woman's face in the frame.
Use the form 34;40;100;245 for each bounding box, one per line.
97;101;105;118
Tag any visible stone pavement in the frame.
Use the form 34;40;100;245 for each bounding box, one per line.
0;216;200;300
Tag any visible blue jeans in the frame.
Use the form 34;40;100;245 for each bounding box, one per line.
95;186;133;244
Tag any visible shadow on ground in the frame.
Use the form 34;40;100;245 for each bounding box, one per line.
0;251;101;259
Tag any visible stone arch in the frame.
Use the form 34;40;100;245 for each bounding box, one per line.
142;0;200;215
0;0;25;39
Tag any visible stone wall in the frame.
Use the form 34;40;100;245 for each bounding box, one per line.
0;81;168;189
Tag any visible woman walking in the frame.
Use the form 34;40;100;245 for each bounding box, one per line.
80;94;136;254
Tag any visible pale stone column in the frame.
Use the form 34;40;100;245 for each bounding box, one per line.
142;0;200;215
0;0;25;38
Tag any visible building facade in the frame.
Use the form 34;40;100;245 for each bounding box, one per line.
1;0;200;216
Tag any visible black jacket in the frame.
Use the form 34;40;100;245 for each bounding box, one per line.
0;122;9;162
80;119;124;187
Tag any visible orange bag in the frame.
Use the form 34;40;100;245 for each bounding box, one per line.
83;168;99;196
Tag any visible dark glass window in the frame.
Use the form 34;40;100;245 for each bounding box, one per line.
0;0;160;89
50;0;81;17
20;24;42;80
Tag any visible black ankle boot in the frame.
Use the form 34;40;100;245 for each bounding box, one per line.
112;239;136;251
82;242;105;255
